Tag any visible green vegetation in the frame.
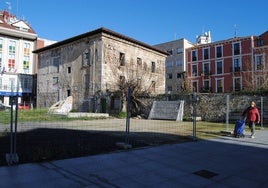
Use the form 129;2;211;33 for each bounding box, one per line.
115;111;127;118
0;108;107;124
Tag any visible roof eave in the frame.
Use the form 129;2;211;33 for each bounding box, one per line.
33;27;168;56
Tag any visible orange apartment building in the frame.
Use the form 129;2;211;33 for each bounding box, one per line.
186;31;268;93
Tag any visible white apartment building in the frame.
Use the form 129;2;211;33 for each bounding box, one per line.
0;10;38;107
154;38;193;94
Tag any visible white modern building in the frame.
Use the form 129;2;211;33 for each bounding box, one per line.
154;38;193;93
0;10;37;107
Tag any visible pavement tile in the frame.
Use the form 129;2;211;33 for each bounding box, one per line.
1;129;268;188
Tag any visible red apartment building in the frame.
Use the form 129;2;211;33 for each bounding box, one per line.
187;31;268;93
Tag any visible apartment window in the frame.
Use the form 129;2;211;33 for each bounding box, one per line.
68;66;71;74
24;42;30;56
167;49;173;55
216;78;223;93
202;80;210;92
23;56;29;69
233;77;241;91
233;58;241;72
203;48;209;60
192;81;198;92
167;73;173;79
166;61;173;67
176;60;182;66
167;86;172;92
255;55;264;70
192;64;198;77
216;46;222;58
8;54;15;70
257;39;264;47
192;50;197;61
119;52;125;66
233;42;240;55
9;40;16;54
216;61;223;74
177;72;184;79
202;62;210;75
151;61;156;73
177;48;183;54
137;57;142;65
83;49;90;67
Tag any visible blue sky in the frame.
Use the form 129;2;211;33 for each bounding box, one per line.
2;0;268;45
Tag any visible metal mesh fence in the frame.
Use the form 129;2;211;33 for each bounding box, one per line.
0;93;266;166
0;107;193;166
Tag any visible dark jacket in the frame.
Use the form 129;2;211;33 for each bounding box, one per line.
242;106;260;123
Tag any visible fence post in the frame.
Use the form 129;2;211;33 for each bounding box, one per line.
226;95;230;132
6;81;19;165
116;87;132;149
261;96;264;129
125;87;131;145
192;92;197;140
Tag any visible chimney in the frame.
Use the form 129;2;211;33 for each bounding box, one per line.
3;10;9;21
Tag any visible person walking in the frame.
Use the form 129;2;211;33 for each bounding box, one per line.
242;101;260;138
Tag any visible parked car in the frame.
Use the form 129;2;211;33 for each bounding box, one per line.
18;103;31;110
0;103;12;110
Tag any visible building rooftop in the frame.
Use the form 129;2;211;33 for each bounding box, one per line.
33;27;169;56
0;10;37;40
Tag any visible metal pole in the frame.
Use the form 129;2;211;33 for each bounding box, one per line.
8;97;14;165
261;97;263;129
7;81;14;165
13;76;19;163
226;95;230;131
192;92;197;140
125;87;131;144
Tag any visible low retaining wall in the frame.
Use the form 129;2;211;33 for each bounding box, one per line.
67;112;109;118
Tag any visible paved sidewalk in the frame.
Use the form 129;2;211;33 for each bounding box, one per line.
0;129;268;188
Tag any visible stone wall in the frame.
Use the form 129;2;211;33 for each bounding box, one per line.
140;94;268;124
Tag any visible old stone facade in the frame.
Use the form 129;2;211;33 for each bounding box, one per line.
34;27;167;113
140;93;268;124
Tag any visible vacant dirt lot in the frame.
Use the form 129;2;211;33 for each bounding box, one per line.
0;118;193;166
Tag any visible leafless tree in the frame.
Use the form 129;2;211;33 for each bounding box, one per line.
242;54;268;91
108;56;164;116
